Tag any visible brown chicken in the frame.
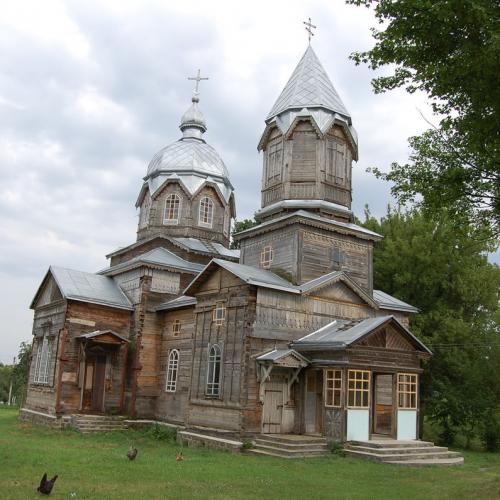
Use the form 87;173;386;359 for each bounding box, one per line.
127;446;138;461
176;452;184;461
37;473;58;495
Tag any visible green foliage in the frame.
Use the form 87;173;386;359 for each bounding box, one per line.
11;342;32;406
328;440;345;456
146;423;177;442
230;217;259;249
348;0;500;237
362;206;500;448
0;364;13;403
481;414;500;452
241;439;254;450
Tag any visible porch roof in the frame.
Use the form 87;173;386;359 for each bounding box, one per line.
256;348;310;368
76;330;129;344
291;315;432;354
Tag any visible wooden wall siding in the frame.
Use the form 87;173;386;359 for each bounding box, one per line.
260;123;355;211
25;300;67;414
252;288;372;341
356;325;415;352
137;184;230;247
113;269;142;304
33;275;63;308
375;310;410;327
347;348;420;371
300;229;373;291
239;226;298;281
155;308;195;423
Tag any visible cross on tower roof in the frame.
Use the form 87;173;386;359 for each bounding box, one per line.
303;17;317;44
188;69;209;96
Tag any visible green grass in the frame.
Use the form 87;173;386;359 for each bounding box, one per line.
1;408;499;499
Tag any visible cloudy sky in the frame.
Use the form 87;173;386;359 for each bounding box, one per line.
0;0;464;363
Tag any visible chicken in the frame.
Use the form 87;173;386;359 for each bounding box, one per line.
37;473;58;495
127;446;138;461
176;452;184;461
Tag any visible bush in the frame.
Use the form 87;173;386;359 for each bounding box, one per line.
241;439;254;450
147;423;177;443
481;418;500;452
329;440;345;457
437;424;456;447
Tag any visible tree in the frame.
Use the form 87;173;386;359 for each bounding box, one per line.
11;342;32;406
348;0;500;237
230;217;259;249
362;206;500;445
0;364;13;403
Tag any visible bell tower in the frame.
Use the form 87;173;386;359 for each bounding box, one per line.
235;42;381;291
256;45;358;224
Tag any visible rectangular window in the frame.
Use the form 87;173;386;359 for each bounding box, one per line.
34;336;51;384
164;194;181;224
260;245;273;268
267;140;282;182
398;373;417;409
213;302;226;326
326;141;335;182
172;319;181;337
347;370;370;408
325;369;343;407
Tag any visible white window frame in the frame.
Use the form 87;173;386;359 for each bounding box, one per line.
213;302;226;326
260;245;274;268
163;194;181;225
34;335;51;384
165;349;179;392
199;196;214;228
206;344;222;397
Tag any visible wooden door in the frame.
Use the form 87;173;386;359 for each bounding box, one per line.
91;355;106;412
262;382;284;433
305;371;323;434
374;374;393;435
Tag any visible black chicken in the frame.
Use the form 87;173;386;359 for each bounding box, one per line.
127;446;138;460
37;473;58;495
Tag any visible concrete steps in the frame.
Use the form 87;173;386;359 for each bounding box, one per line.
248;434;329;459
344;439;464;467
72;414;128;433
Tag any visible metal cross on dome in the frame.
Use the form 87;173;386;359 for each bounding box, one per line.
188;69;209;95
303;17;317;43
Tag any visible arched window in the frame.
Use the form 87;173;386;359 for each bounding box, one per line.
165;349;179;392
164;194;181;224
199;197;214;228
206;344;221;396
260;245;274;268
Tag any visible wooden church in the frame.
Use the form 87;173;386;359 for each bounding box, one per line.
21;43;434;448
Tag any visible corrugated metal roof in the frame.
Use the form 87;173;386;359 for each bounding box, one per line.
267;46;350;121
47;266;133;310
256;199;352;219
155;295;197;312
100;247;204;276
292;315;432;354
373;290;419;313
172;238;240;260
235;210;382;241
76;330;129;342
256;349;309;365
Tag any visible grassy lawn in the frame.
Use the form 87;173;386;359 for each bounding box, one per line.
1;408;499;499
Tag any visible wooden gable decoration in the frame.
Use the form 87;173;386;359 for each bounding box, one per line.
356;322;421;352
31;273;63;309
272;351;309;369
308;281;367;306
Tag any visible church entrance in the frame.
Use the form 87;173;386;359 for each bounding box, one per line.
82;355;107;413
373;373;394;436
262;381;285;433
304;370;323;434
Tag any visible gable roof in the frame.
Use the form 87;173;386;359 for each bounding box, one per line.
256;349;310;368
291;315;432;354
184;258;299;295
76;330;129;343
99;247;204;276
267;46;350;121
31;266;133;311
373;290;419;313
